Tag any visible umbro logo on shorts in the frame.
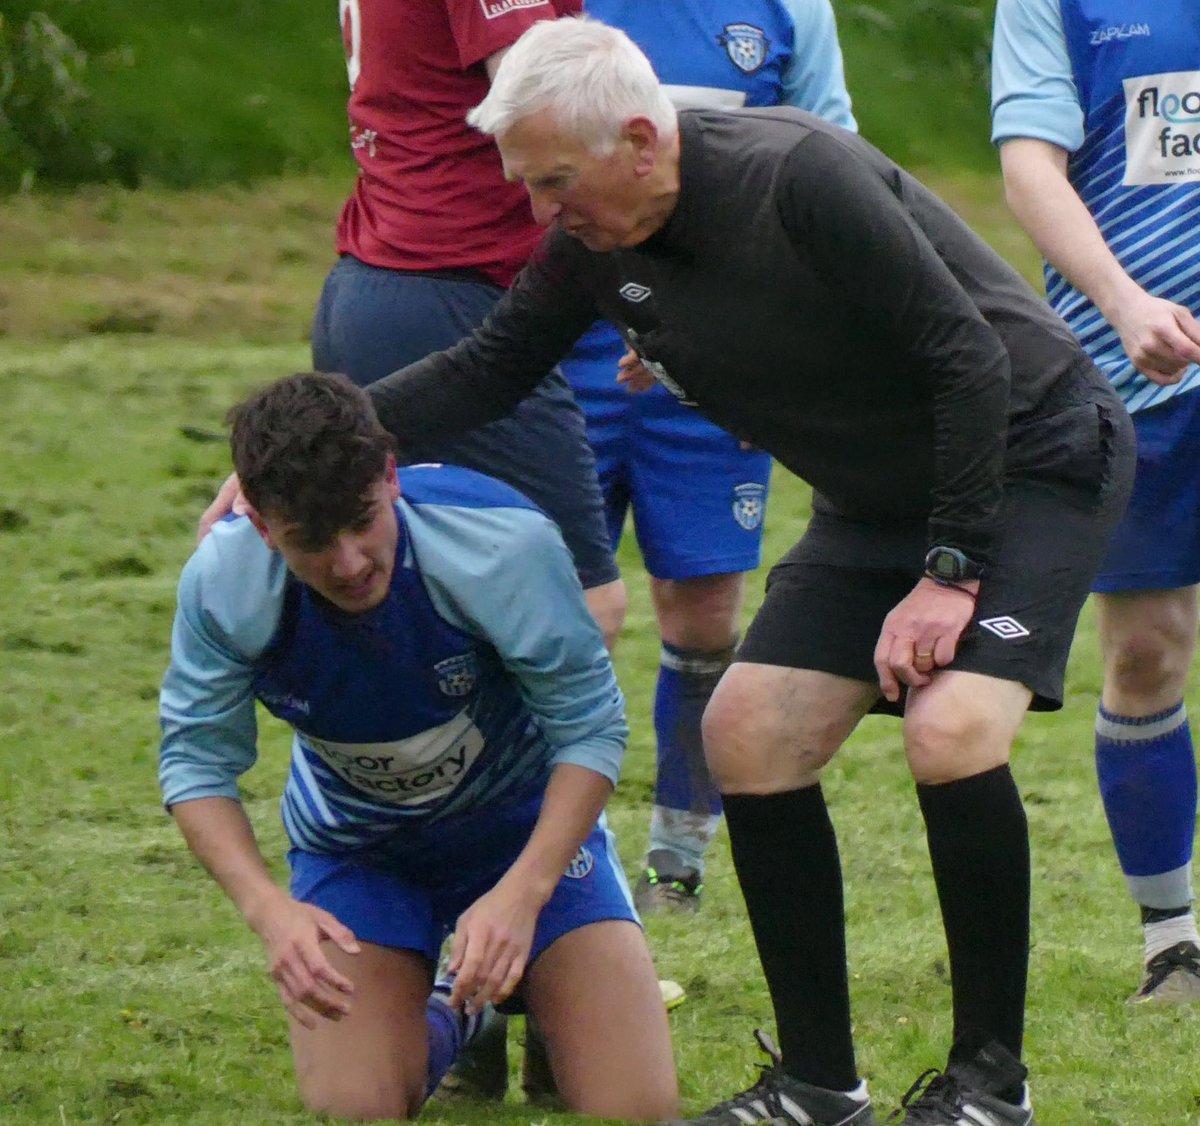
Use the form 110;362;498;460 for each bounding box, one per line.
619;282;652;303
978;616;1031;640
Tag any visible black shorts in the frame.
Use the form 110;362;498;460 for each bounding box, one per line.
739;467;1134;715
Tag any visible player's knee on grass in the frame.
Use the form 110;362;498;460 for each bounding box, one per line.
526;921;679;1122
297;1069;425;1122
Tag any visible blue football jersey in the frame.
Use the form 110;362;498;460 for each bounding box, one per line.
587;0;855;124
992;0;1200;411
159;464;627;855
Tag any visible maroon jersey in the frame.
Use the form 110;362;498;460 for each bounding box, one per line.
335;0;582;287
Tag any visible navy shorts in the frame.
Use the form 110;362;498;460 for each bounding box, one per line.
1093;389;1200;593
561;320;772;580
739;398;1136;714
312;255;618;589
289;799;637;969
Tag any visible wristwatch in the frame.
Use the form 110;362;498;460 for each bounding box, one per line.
924;545;984;584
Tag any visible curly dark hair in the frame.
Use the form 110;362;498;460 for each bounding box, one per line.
227;372;395;549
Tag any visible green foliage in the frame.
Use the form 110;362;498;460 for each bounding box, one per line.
0;10;100;190
838;0;997;170
0;0;1000;193
1;0;348;192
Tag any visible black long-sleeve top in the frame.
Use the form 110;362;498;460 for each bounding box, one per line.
369;108;1114;566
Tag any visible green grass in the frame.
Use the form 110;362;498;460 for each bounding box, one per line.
2;178;1200;1124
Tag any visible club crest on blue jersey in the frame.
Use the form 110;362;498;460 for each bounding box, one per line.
434;653;479;698
564;844;594;879
718;23;769;75
732;482;766;530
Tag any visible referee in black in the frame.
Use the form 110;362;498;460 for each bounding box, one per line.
350;19;1132;1126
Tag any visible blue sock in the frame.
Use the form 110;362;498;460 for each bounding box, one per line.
424;989;490;1100
1095;702;1197;912
650;642;733;874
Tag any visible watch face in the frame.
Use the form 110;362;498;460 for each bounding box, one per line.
926;547;965;580
930;552;951;577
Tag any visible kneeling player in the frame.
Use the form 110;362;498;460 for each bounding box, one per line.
158;372;678;1121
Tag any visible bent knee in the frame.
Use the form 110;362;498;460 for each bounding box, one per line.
299;1078;422;1122
1106;630;1193;701
702;670;841;792
569;1086;680;1123
904;709;1009;784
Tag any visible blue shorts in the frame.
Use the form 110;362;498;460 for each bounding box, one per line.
289;799;637;970
1093;389;1200;593
312;255;618;590
561;321;772;581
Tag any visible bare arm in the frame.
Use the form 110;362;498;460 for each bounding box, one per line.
172;796;360;1027
446;763;612;1012
1000;137;1200;384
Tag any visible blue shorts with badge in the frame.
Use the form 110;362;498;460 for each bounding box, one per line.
560;321;772;581
1093;389;1200;593
289;795;637;972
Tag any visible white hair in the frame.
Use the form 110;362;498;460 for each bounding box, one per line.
467;16;678;154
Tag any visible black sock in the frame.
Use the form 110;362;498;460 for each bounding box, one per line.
1141;904;1192;925
917;765;1029;1068
723;786;857;1091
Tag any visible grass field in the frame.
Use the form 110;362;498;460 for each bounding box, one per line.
2;173;1199;1125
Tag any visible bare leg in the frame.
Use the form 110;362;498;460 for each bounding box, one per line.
525;920;679;1121
288;941;431;1121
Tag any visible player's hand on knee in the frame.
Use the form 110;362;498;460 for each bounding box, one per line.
874;577;977;702
197;471;251;543
447;885;538;1013
256;899;360;1028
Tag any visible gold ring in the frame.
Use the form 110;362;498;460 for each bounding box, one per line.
915;651;933;660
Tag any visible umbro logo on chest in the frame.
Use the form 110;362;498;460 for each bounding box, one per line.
619;282;652;303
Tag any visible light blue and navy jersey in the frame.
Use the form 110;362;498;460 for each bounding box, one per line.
589;0;855;123
159;464;626;856
992;0;1200;412
570;0;856;370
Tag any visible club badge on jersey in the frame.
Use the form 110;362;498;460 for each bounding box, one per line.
719;23;769;75
435;653;480;698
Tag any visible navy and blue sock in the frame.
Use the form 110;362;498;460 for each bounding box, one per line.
648;641;734;874
1095;702;1198;957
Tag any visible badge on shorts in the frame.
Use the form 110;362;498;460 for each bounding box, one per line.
564;845;594;879
718;23;768;75
732;482;766;530
434;653;479;697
